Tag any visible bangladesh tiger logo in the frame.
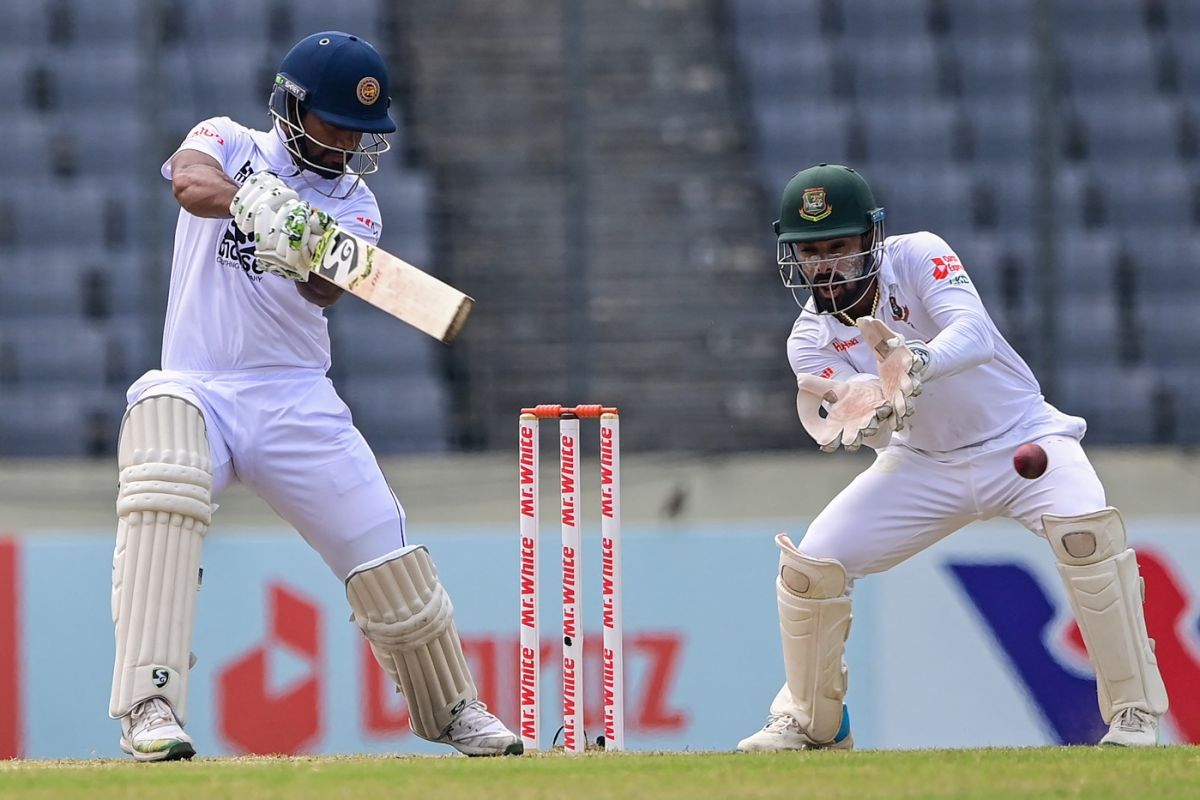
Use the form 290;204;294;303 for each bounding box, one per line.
800;187;832;222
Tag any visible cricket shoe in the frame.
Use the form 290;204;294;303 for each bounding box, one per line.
120;697;196;762
1100;707;1161;747
428;700;524;756
736;704;853;752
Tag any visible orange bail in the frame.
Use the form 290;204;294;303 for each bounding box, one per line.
520;404;619;419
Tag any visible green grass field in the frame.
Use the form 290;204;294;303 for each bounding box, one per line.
3;748;1199;800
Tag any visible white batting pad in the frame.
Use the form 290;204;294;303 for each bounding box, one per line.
1044;507;1169;720
110;394;212;723
773;533;853;743
345;545;477;739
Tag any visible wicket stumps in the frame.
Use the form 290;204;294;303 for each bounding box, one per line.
518;404;624;753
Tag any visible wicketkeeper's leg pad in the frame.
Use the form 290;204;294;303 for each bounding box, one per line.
773;532;853;744
346;545;477;740
110;394;212;724
1044;507;1168;720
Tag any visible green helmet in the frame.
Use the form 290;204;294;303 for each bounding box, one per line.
774;164;885;243
774;164;887;314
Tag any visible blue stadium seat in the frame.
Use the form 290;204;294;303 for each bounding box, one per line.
1054;299;1121;364
1053;228;1118;295
756;102;853;180
960;100;1033;167
0;0;45;49
0;249;87;319
1060;33;1157;99
944;0;1034;41
0;387;96;456
860;101;956;165
329;305;441;375
1075;95;1176;160
15;183;106;248
1055;0;1147;37
957;40;1033;103
854;39;940;101
867;164;974;239
1053;364;1159;444
727;0;822;43
0;318;108;388
338;375;451;453
842;0;929;41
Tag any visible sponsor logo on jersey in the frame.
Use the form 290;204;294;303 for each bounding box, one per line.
931;254;963;280
355;215;380;235
820;366;836;379
187;124;225;146
233;160;253;185
357;77;381;106
216;163;269;282
216;222;266;282
799;187;832;222
831;337;860;353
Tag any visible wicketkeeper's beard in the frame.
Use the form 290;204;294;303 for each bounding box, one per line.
809;273;872;315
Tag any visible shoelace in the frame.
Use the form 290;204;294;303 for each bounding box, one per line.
762;713;800;733
450;700;497;735
133;698;175;731
1114;708;1152;731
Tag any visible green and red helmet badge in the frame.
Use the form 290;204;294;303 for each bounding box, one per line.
799;187;832;222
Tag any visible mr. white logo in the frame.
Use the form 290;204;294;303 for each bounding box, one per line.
152;668;170;688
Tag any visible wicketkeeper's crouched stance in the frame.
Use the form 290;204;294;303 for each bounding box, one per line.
737;164;1167;752
109;31;521;761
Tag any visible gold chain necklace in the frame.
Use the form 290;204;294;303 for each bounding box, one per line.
836;283;880;327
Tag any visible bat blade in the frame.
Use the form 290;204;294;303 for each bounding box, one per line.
309;226;474;343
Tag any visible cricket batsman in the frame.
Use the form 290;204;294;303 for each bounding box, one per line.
736;164;1167;751
109;31;521;760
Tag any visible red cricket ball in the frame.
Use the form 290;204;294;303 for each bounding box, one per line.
1013;442;1048;479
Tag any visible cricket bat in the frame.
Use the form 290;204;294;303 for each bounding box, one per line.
308;224;473;343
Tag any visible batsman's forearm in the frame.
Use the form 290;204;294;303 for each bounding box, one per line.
172;163;240;218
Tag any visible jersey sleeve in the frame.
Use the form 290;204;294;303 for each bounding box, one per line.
160;117;244;180
899;232;995;381
787;324;858;383
336;190;384;246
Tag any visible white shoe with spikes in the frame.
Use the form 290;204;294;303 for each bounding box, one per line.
736;705;853;752
120;697;195;762
1100;707;1161;747
427;700;524;756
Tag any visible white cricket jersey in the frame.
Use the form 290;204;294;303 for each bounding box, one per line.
787;231;1084;453
158;116;384;372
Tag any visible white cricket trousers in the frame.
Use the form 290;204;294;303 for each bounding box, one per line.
798;421;1106;579
127;367;406;580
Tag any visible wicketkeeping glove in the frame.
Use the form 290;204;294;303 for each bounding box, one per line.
795;373;895;453
856;317;929;432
